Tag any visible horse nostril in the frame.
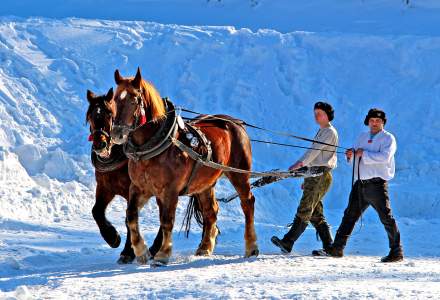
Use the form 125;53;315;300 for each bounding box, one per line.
99;141;107;149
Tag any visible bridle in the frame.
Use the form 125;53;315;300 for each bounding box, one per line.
88;105;114;153
112;88;147;135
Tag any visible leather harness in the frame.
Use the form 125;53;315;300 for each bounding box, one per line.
91;143;128;173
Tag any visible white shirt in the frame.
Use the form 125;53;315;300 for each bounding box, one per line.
350;129;397;181
299;123;338;169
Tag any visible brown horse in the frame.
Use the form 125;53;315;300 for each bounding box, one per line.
110;68;259;265
86;88;162;264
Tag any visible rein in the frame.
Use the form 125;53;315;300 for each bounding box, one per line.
113;97;346;184
179;108;350;151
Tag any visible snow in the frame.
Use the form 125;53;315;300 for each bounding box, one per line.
1;1;440;299
3;0;440;35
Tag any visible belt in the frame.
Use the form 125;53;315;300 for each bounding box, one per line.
308;166;332;174
357;177;385;184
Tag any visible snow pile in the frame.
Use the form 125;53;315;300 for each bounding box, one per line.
0;17;439;225
0;2;440;298
2;0;440;35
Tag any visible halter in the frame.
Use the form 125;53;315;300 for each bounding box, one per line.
89;128;111;142
113;88;147;135
87;104;114;155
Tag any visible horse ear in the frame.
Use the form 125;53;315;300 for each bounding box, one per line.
114;69;123;85
105;87;114;101
132;67;142;89
86;90;95;102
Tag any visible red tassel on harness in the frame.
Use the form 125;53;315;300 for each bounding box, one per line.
140;114;147;125
139;106;147;125
88;134;93;142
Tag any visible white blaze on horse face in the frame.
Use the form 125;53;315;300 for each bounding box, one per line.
120;90;127;100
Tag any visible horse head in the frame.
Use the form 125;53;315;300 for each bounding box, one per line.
86;88;116;158
110;67;166;144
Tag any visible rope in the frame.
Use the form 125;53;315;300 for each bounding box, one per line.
250;139;346;154
357;156;364;232
179;107;351;151
171;137;295;179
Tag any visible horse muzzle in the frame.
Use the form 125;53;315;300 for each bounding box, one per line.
111;125;129;145
93;141;111;158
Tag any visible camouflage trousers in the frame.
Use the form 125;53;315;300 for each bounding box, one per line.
295;170;332;227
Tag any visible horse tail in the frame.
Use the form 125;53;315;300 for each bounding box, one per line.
181;194;204;238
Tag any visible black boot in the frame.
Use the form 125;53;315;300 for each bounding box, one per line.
271;217;308;253
311;222;333;256
381;247;403;263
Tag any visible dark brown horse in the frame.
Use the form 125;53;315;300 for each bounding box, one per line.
86;88;162;264
110;68;259;265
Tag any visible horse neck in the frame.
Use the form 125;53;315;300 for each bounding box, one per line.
130;121;161;146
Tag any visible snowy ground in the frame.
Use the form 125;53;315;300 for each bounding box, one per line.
1;209;440;299
1;1;440;299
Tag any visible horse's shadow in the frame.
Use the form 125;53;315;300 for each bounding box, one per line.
0;252;275;292
0;219;270;292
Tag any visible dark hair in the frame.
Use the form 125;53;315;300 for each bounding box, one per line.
314;101;334;121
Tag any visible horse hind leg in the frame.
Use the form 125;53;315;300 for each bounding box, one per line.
226;173;259;258
194;188;219;256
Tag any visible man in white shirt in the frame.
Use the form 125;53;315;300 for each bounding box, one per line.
316;108;403;263
271;102;338;254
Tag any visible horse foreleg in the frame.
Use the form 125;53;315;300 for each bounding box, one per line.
227;174;259;258
127;184;151;265
195;188;219;256
153;194;179;265
92;187;121;248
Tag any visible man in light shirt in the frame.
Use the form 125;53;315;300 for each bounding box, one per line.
316;108;403;263
271;101;338;254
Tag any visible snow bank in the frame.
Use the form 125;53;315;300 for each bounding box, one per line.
0;17;439;226
2;0;440;35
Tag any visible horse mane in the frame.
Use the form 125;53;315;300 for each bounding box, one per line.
140;79;166;121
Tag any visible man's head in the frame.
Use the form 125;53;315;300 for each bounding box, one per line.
314;101;334;126
364;108;386;134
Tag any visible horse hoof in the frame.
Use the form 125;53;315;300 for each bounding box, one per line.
110;234;122;248
117;255;135;265
134;247;150;265
152;257;169;266
136;254;149;265
195;249;211;256
245;247;259;258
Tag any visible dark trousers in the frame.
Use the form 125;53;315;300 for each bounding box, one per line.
333;178;402;251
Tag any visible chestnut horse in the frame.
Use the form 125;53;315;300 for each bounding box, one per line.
110;68;259;265
86;88;162;264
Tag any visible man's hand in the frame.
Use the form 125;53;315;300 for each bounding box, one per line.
289;161;303;171
345;149;353;161
355;148;364;158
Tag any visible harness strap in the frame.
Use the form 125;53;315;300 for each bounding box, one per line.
123;99;178;161
180;124;213;196
91;144;128;173
172;137;303;179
